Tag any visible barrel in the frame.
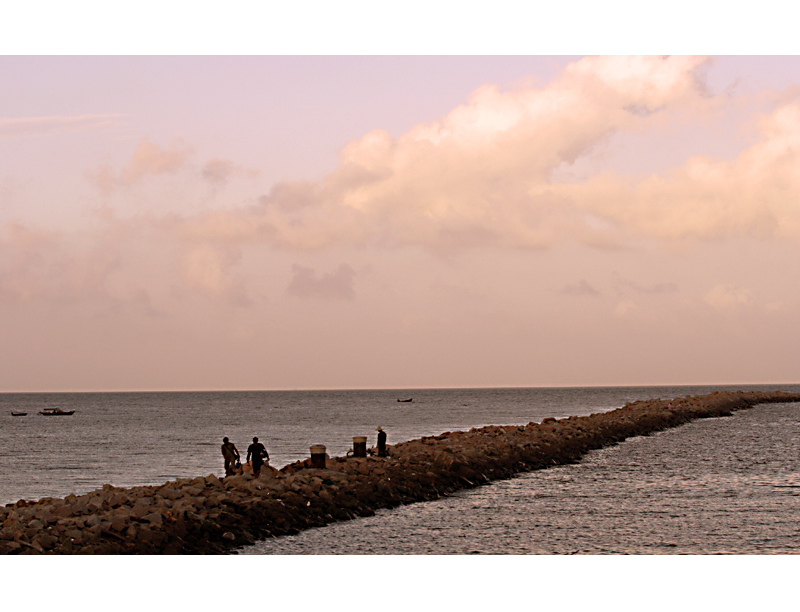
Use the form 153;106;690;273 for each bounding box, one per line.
310;444;327;469
352;436;367;458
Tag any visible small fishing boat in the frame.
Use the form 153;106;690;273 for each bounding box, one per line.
397;398;413;403
11;412;28;417
39;408;75;416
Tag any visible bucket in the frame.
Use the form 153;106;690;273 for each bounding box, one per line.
352;436;367;458
310;444;327;469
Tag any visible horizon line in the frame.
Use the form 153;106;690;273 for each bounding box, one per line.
2;381;799;394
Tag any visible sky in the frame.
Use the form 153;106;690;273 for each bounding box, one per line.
4;49;800;391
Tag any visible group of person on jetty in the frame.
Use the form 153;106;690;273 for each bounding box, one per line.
220;437;269;477
220;427;388;477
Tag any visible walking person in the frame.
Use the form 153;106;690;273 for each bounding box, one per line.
376;426;388;457
246;437;269;478
221;437;240;477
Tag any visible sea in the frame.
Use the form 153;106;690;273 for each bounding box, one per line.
2;384;800;556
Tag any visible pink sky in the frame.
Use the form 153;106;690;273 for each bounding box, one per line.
3;55;800;391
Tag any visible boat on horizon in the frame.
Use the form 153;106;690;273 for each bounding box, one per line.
39;408;76;416
11;412;27;417
397;398;413;403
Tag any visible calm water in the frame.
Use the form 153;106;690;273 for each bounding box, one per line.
2;384;799;554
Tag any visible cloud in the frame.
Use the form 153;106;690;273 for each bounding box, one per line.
89;137;194;192
568;98;800;243
561;280;600;296
704;284;753;310
178;56;719;252
120;137;193;184
201;158;259;188
614;300;638;317
613;275;678;295
0;114;123;140
287;264;356;300
180;244;250;306
88;141;258;198
202;158;236;186
83;57;800;264
0;220;120;303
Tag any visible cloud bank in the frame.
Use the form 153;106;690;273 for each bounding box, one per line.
178;56;736;252
166;56;800;256
11;57;799;310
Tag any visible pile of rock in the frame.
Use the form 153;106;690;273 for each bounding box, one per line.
1;389;797;554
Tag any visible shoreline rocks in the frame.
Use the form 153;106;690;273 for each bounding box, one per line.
1;390;798;554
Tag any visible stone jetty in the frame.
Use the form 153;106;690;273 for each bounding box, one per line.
2;390;798;554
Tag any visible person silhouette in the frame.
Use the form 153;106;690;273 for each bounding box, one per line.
221;437;240;477
246;436;269;478
376;426;387;457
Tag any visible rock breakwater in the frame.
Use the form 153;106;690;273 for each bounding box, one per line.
2;390;798;554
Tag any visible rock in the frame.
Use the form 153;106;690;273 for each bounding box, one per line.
32;533;58;550
2;516;19;530
85;515;101;528
65;529;84;541
0;541;21;554
205;474;223;488
109;492;130;507
137;528;164;546
156;487;182;501
130;499;154;519
54;505;74;518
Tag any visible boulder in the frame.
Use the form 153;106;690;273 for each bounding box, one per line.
156;487;182;501
204;474;223;488
130;501;153;520
85;515;101;528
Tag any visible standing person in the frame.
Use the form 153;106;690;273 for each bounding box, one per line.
376;426;388;457
221;437;240;477
247;437;269;478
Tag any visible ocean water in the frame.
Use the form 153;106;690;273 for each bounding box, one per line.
2;384;799;554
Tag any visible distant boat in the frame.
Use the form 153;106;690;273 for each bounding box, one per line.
11;412;27;417
397;398;413;403
39;408;75;416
